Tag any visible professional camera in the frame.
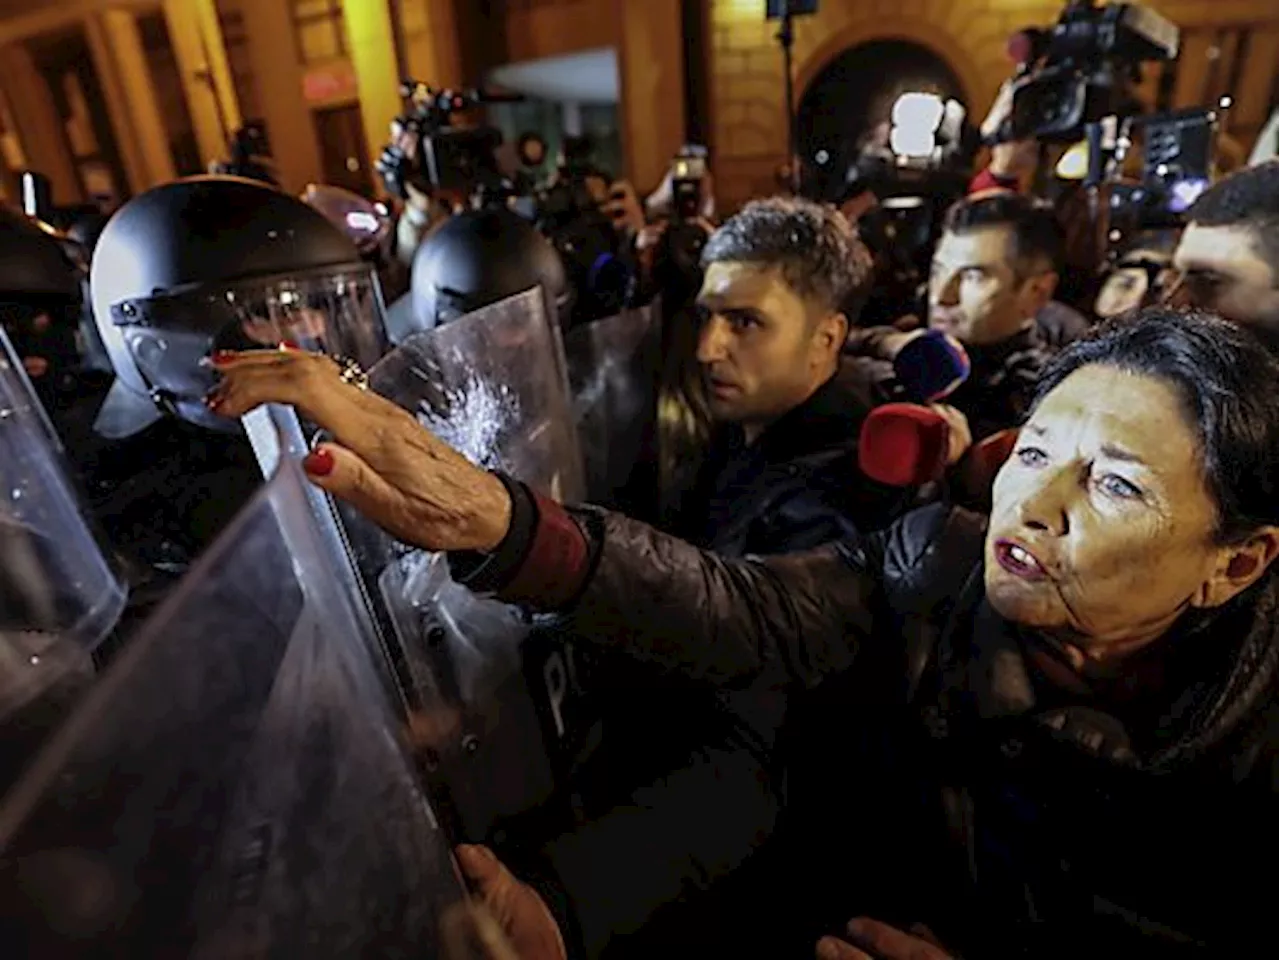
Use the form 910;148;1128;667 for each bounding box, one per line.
1107;105;1219;236
652;146;713;297
531;137;636;327
1000;0;1179;144
375;81;518;202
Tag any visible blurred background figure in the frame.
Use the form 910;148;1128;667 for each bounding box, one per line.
209;121;279;187
1094;228;1180;319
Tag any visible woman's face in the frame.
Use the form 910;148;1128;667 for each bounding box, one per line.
985;365;1238;663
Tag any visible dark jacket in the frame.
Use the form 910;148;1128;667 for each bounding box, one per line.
672;359;906;554
946;324;1058;441
459;500;1276;958
517;362;913;957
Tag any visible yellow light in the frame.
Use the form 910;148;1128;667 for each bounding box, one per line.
1055;140;1090;180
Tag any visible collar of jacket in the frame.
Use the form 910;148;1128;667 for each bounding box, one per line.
963;323;1045;382
935;571;1277;774
711;358;873;468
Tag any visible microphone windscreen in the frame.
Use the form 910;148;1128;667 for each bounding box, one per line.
958;427;1020;499
893;329;971;403
858;403;951;488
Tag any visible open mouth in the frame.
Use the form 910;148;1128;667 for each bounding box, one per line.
994;539;1048;581
707;377;738;397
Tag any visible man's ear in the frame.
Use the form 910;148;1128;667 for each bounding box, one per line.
1022;270;1059;313
1193;526;1280;609
815;311;849;358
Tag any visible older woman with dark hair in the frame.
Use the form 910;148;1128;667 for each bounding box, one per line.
209;307;1277;958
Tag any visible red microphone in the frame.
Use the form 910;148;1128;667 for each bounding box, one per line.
858;404;951;488
956;427;1020;502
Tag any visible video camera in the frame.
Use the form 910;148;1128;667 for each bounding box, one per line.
999;0;1179;144
376;80;519;202
377;83;636;327
1107;105;1219;235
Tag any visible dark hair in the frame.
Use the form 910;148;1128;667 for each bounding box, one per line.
1116;227;1181;262
701;196;873;316
1033;307;1278;543
1187;160;1279;276
943;192;1064;277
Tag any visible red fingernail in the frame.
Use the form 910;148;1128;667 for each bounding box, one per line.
303;448;335;477
279;340;300;351
210;350;236;364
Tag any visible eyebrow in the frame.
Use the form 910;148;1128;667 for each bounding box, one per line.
696;299;766;320
1023;424;1148;466
1099;443;1146;465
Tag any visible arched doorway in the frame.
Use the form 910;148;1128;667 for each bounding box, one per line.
797;39;966;200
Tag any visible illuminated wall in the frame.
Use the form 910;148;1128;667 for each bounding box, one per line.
709;0;1279;210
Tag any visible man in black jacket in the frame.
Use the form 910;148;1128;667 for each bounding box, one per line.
530;199;911;954
850;193;1074;442
671;196;902;555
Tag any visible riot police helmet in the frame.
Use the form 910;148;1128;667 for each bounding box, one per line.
405;206;566;337
0;207;87;401
91;176;390;438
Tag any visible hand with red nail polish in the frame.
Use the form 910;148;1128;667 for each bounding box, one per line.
207;349;512;553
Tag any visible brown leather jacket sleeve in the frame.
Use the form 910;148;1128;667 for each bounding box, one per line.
559;507;881;688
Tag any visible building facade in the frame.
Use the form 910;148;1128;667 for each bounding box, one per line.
0;0;1271;211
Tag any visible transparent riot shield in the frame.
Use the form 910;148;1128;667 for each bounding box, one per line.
353;288;589;839
0;460;468;957
367;287;585;501
561;302;661;504
0;327;124;782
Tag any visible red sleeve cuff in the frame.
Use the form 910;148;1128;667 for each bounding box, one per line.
448;476;593;610
968;167;1019;195
498;491;593;609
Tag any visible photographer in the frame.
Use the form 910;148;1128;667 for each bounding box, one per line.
1094;228;1179;320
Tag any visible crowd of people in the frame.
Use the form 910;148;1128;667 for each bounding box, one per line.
1;64;1278;960
209;148;1278;956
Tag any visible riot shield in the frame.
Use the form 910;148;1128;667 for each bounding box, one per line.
0;460;468;957
1;326;124;781
561;302;660;504
368;287;584;501
351;288;588;839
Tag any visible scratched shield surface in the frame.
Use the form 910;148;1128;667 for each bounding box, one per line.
352;288;588;841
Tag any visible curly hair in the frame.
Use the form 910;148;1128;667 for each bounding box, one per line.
700;196;873;316
1187;160;1279;277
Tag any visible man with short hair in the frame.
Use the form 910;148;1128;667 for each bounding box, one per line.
518;200;908;956
850;193;1077;441
672;196;895;553
1169;160;1279;348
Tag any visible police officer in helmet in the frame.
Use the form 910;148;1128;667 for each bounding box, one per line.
0;207;105;431
83;175;390;588
385;204;568;342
